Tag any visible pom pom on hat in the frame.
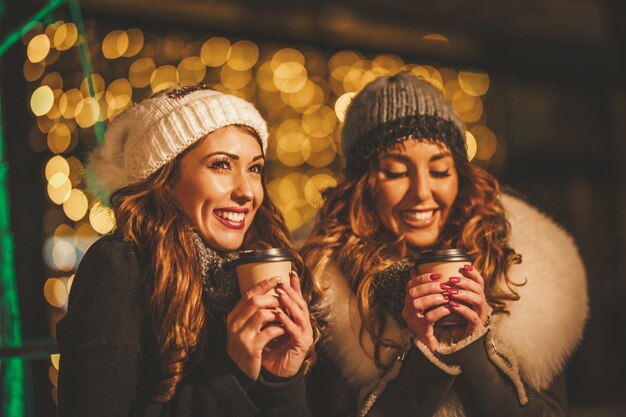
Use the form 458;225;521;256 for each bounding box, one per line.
85;85;269;203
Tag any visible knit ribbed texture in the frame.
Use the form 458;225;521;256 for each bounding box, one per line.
85;86;269;202
341;72;467;175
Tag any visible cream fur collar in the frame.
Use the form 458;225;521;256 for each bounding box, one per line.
314;194;588;401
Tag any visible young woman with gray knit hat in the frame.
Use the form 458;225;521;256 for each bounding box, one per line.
56;85;316;417
302;72;588;416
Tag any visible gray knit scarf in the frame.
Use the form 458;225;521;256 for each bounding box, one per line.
191;232;241;316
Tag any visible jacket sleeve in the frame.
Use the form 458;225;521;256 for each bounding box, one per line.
442;333;567;417
56;236;148;417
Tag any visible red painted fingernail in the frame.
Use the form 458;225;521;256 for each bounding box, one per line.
442;294;449;301
449;301;460;308
446;289;459;295
430;273;442;280
449;276;461;284
464;265;473;272
440;283;452;290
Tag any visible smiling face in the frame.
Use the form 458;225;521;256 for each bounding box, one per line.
171;125;265;252
373;139;459;249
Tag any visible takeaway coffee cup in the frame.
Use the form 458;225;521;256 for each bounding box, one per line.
234;248;294;296
415;249;473;327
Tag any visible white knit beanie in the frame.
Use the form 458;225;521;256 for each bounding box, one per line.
85;84;269;203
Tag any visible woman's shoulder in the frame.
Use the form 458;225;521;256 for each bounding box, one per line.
500;193;576;245
75;232;146;288
495;192;588;389
82;232;141;263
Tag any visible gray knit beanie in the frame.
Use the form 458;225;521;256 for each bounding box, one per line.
86;84;269;203
341;72;467;176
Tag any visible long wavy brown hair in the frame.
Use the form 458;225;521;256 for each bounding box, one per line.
301;139;522;367
111;126;318;402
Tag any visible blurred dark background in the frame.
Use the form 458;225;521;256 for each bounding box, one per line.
1;0;625;416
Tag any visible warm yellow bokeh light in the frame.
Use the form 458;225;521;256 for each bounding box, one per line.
200;37;231;67
373;54;404;73
23;60;46;81
102;30;129;59
49;365;59;388
271;48;305;71
27;34;50;63
51;240;77;272
150;65;179;93
334;92;355;123
465;131;477;161
80;74;105;97
302;136;337;168
129;58;156;88
51;354;60;370
45;155;70;181
422;34;450;44
74;97;100;128
44;278;68;308
304;173;337;208
227;40;259;71
47;123;72;154
89;202;116;234
105;78;133;110
178;56;206;85
329;50;362;73
256;61;277;92
123;28;144;57
458;71;490;97
302;105;336;138
59;89;83;119
63;189;89;221
273;62;308;93
276;131;307;167
220;65;251;90
471;125;498;160
47;178;72;205
53;23;78;51
54;224;74;239
31;86;54;116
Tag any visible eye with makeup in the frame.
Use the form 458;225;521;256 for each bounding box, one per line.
380;161;409;179
430;168;452;178
248;162;265;175
382;169;407;179
208;157;231;171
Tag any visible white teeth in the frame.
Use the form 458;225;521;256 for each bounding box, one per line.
215;211;245;222
401;210;434;222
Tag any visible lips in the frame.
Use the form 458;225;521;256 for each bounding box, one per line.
213;208;248;230
398;209;438;228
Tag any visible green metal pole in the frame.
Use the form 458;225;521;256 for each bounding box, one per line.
0;1;81;416
69;0;104;143
0;94;24;417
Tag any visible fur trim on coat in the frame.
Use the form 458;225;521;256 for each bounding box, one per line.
313;194;588;416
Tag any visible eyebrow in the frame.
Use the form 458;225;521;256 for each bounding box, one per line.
201;152;264;162
380;151;453;163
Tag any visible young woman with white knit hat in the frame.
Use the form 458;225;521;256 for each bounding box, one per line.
56;85;315;417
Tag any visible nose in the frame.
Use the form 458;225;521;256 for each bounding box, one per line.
411;170;432;202
231;172;255;205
